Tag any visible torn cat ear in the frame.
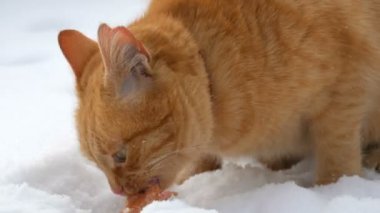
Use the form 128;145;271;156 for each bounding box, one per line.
58;30;98;80
97;23;153;97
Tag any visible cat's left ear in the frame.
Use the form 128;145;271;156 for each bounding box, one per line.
97;24;152;97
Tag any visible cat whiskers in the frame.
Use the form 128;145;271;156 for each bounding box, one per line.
147;145;207;169
127;144;207;176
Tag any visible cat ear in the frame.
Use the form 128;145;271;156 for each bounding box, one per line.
58;30;98;80
97;24;152;97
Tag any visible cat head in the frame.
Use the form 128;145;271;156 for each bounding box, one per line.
58;22;213;195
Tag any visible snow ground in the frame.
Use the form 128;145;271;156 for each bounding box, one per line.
1;0;380;212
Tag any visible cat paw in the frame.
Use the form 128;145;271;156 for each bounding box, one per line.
316;164;361;185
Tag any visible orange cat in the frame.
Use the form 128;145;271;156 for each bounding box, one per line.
58;0;380;196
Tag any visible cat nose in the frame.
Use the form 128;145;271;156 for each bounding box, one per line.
111;185;125;196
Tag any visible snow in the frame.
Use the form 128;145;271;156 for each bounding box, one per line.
1;0;380;212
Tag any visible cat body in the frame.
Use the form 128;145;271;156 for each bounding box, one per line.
59;0;380;195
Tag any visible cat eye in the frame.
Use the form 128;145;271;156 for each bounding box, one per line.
112;150;127;164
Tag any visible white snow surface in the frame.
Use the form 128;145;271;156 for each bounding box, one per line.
1;0;380;212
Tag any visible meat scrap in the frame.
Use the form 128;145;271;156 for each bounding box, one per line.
122;185;177;213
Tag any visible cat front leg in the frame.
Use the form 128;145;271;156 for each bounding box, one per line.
311;108;363;184
310;78;366;185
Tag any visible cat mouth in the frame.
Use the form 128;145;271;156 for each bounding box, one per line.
149;176;160;185
112;176;161;196
137;176;161;194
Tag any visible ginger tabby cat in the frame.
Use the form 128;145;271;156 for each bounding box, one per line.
58;0;380;196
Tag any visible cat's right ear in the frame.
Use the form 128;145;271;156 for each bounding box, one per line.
97;24;153;98
58;30;98;81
